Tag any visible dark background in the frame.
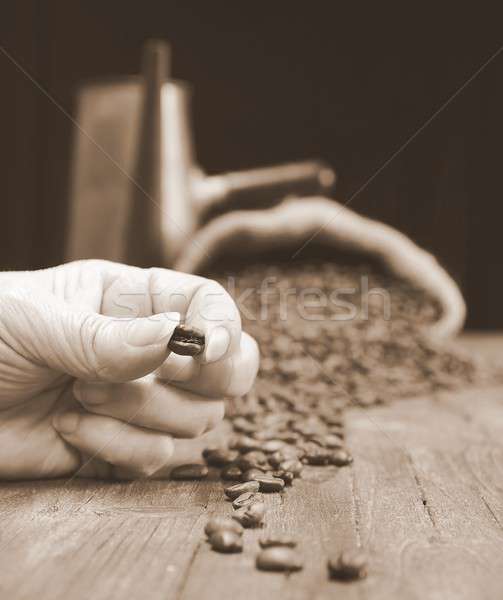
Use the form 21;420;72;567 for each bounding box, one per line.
0;1;502;328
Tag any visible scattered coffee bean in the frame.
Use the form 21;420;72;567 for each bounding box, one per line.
209;530;243;553
241;468;266;482
329;449;353;467
254;475;285;493
256;547;303;572
168;324;205;357
221;464;243;481
259;534;297;548
261;440;286;453
229;435;261;453
302;444;332;466
279;459;303;477
201;260;502;573
170;464;208;480
272;470;294;485
204;448;239;467
233;501;266;528
232;491;262;509
224;480;260;500
327;549;368;580
323;434;345;449
232;417;258;434
237;451;269;471
204;517;243;538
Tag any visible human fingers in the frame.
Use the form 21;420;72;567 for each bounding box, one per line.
156;332;259;398
73;374;224;438
52;408;175;478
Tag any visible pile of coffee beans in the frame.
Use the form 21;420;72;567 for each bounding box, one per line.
195;260;500;579
218;261;497;412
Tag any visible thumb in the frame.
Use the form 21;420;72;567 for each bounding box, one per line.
0;289;180;382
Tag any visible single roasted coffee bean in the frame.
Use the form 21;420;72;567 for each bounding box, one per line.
224;480;260;500
302;444;332;465
237;451;269;471
232;417;258;434
254;475;285;493
320;413;344;427
268;451;284;469
259;534;297;548
256;547;303;572
204;448;239;467
328;426;345;439
272;470;294;486
232;491;262;509
168;324;205;357
269;447;302;468
273;431;301;444
221;464;243;481
241;468;266;482
323;434;345;449
327;549;367;580
329;449;353;467
209;530;243;553
279;459;303;477
229;435;261;453
251;429;278;442
261;440;286;453
170;464;208;480
204;517;243;537
233;501;266;528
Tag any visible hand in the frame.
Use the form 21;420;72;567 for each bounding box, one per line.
0;260;259;479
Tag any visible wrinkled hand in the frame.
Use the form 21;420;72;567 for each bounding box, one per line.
0;260;259;479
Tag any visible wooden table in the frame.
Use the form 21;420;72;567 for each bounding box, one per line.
1;334;503;600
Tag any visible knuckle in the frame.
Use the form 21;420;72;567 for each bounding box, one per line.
77;312;103;377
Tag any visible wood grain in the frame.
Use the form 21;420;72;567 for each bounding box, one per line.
1;335;502;599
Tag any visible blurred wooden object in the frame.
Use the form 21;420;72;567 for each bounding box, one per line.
0;333;502;599
65;40;335;267
65;78;141;264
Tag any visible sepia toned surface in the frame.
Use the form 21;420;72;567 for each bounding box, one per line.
1;2;502;327
0;334;502;599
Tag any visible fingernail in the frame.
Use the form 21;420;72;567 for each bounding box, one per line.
53;411;80;435
127;312;180;347
204;327;230;363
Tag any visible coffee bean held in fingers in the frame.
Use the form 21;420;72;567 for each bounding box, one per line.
170;464;208;480
256;547;303;572
168;324;205;356
327;549;368;580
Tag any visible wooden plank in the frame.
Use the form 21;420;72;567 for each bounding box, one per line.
1;335;503;599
